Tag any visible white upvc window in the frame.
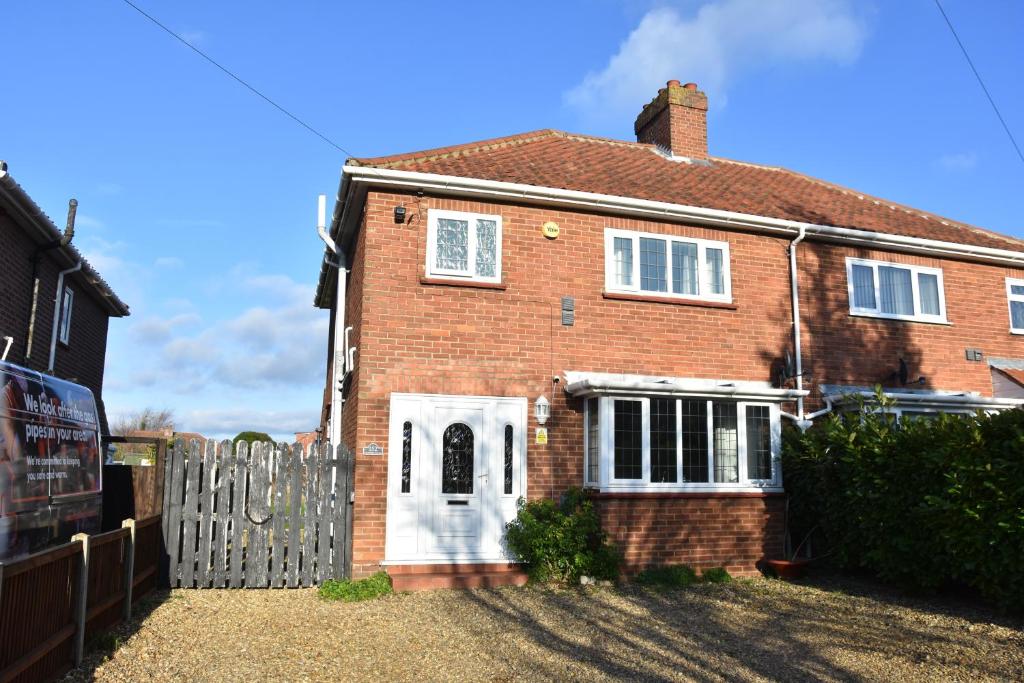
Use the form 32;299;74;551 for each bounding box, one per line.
604;228;732;303
584;396;781;492
1007;278;1024;334
845;258;947;323
58;286;74;345
425;209;502;283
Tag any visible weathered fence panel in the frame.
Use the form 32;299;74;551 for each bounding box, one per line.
83;528;129;641
164;440;353;588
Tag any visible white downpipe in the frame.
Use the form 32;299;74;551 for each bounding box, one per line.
317;194;348;447
789;227;807;425
47;261;82;372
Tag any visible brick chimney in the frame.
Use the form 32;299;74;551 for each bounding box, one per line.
634;80;708;160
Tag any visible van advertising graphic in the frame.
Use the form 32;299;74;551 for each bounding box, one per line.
0;361;102;561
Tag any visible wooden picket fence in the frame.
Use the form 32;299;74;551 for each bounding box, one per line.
163;440;354;588
0;515;161;683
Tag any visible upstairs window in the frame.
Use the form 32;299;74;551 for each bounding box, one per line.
846;258;946;323
604;228;731;303
58;286;74;345
426;209;502;283
1008;278;1024;334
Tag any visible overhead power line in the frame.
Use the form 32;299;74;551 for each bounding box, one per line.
932;0;1024;165
120;0;354;157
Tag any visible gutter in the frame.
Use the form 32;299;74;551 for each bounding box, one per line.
565;376;808;402
339;165;1024;268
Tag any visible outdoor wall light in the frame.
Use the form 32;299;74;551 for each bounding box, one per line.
535;395;550;425
394;205;406;224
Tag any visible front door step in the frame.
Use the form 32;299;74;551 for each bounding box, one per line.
388;563;528;591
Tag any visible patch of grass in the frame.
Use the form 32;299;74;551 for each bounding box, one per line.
318;571;393;602
89;631;123;656
634;564;698;587
701;567;732;583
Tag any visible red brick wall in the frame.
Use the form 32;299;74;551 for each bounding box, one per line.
593;494;786;577
335;188;1024;577
0;209;114;433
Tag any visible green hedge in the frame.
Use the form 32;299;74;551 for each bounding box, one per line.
783;391;1024;610
504;488;620;584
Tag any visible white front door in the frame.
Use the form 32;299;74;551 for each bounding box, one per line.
386;394;526;563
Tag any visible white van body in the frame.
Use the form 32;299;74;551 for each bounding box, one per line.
0;360;102;561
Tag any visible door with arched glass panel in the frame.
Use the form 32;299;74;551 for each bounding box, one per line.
431;405;486;554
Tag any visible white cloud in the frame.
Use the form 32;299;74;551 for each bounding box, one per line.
129;313;201;344
936;152;977;171
565;0;867;118
75;214;105;230
154;256;184;269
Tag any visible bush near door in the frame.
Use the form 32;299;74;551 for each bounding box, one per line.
783;391;1024;611
504;488;620;584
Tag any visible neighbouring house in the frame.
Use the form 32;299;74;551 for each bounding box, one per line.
0;161;129;434
313;81;1024;582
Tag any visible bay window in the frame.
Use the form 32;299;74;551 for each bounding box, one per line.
605;228;731;303
584;396;781;491
846;258;947;323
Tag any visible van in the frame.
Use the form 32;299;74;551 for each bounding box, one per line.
0;360;102;561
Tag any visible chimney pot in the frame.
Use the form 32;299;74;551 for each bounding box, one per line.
634;80;709;159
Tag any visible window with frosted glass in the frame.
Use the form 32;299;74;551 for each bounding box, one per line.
441;423;474;494
706;248;725;295
712;403;738;483
745;406;772;480
586;398;599;483
1008;280;1024;332
401;421;412;493
613;237;633;286
650;398;677;482
503;425;513;495
475;219;497;278
672;242;698;295
639;238;667;292
435;218;469;272
613;400;642;480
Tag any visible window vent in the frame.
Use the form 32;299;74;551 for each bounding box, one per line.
561;296;574;326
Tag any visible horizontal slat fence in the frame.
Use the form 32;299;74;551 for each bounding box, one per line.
0;514;161;683
164;440;354;588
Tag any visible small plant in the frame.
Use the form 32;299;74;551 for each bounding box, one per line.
318;571;393;602
633;564;698;588
504;487;620;584
89;631;123;655
701;567;732;583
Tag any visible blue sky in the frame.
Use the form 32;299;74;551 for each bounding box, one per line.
2;1;1021;439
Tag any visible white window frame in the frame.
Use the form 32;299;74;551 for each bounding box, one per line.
1006;278;1024;334
587;396;781;492
425;209;502;283
58;286;73;345
845;257;948;324
603;228;732;304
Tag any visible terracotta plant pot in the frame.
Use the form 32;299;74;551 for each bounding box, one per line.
765;559;810;580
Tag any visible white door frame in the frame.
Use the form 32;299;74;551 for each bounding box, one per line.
384;393;527;564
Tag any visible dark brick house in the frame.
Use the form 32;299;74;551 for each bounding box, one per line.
0;162;129;434
314;81;1024;585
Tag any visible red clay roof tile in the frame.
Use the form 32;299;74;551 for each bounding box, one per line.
352;130;1024;252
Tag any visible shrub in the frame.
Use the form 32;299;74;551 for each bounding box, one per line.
504;487;620;584
783;390;1024;611
634;564;698;587
700;567;732;583
318;571;393;602
232;431;274;448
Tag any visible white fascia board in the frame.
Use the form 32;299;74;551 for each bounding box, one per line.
342;165;1024;268
563;371;807;402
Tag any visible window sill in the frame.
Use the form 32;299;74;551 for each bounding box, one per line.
420;277;507;291
603;291;737;309
587;489;784;499
849;311;951;326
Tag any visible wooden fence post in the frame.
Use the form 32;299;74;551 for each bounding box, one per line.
122;519;137;621
71;532;90;666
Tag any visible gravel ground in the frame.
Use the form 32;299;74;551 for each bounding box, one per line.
66;576;1024;682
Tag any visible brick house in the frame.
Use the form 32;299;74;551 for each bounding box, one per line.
314;81;1024;583
0;162;129;434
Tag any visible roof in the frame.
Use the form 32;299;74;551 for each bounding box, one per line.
349;129;1024;252
0;165;130;316
994;367;1024;389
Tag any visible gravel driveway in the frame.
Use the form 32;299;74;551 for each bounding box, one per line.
66;576;1024;682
